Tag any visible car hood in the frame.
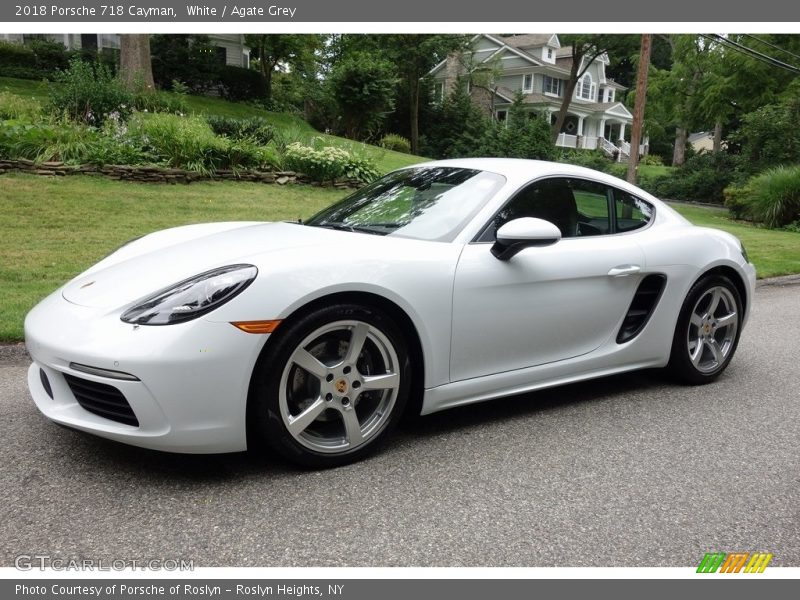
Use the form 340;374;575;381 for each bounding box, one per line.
62;221;357;309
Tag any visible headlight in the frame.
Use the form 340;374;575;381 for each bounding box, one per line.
120;264;258;325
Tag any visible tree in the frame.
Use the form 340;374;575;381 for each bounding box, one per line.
627;34;652;183
245;34;323;103
480;93;554;160
119;34;154;92
551;35;638;142
328;52;398;139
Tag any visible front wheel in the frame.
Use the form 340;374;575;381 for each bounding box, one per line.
667;274;743;385
249;304;410;468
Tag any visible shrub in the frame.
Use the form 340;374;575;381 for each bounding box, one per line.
131;90;188;115
128;113;227;174
735;166;800;228
557;148;615;173
49;58;133;125
640;154;664;166
480;100;554;161
0;41;39;80
379;134;411;153
219;66;268;102
0;92;44;121
723;184;754;221
421;88;489;159
206;115;275;145
27;39;72;76
150;35;223;94
284;142;379;184
649;152;740;203
733;98;800;177
0;120;97;164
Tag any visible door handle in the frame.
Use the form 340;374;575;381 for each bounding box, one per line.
608;264;641;277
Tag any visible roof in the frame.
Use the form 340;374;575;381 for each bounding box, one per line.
500;34;557;49
604;79;627;90
689;131;712;143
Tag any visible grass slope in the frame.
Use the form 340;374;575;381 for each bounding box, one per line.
0;76;422;173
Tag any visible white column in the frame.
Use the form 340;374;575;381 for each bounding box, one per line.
619;122;626;142
577;116;584;136
599;119;607;140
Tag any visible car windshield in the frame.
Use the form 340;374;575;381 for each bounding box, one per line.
305;167;506;242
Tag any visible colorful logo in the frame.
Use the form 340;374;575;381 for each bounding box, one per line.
697;552;773;573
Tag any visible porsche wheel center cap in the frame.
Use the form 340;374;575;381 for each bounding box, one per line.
335;378;349;395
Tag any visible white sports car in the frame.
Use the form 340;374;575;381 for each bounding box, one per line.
25;159;756;467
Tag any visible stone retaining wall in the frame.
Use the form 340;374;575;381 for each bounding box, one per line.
0;159;364;189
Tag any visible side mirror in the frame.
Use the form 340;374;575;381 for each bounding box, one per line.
491;217;561;261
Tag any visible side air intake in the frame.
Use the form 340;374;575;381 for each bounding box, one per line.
617;274;666;344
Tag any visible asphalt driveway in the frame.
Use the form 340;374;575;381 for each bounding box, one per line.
1;282;798;567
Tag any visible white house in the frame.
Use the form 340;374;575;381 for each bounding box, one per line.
428;34;646;161
0;34;251;69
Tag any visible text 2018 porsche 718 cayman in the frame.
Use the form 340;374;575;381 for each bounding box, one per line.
25;159;756;467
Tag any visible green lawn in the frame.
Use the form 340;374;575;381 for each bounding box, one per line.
1;171;798;342
0;173;348;341
0;76;422;174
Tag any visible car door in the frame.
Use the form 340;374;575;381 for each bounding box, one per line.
450;176;648;382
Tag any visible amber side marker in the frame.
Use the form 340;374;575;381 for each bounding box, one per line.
231;320;282;334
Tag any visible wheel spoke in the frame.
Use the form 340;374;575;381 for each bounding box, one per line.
340;408;364;446
361;372;400;391
716;312;737;329
690;313;703;328
690;337;704;366
292;348;328;380
286;398;327;435
344;323;370;364
707;289;722;316
705;338;724;365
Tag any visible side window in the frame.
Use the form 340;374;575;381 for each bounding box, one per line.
614;189;654;232
480;178;611;241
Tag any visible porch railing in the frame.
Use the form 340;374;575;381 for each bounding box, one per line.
555;133;578;148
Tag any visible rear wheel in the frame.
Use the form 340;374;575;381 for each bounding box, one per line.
668;274;743;384
249;304;410;468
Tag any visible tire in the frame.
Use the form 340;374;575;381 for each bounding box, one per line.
248;303;411;468
667;274;743;385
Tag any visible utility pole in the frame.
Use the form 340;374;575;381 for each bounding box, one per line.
627;34;652;184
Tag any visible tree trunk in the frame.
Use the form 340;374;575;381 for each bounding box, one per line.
119;35;154;92
672;127;687;166
551;57;582;143
626;34;652;184
713;121;723;153
409;75;420;154
264;64;274;103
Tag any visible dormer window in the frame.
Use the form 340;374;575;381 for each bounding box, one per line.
547;48;553;59
522;73;533;93
433;81;444;103
577;74;593;100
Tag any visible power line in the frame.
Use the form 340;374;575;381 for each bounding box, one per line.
701;34;800;76
742;33;800;64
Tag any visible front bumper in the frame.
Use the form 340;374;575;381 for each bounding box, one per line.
25;290;268;453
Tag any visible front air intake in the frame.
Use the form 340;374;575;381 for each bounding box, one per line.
617;274;666;344
64;374;139;427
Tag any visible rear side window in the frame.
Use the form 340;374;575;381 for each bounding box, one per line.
614;189;654;232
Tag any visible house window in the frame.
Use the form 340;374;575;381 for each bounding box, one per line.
547;48;554;60
433;81;444;103
496;110;508;123
607;89;614;102
522;74;533;93
543;75;563;96
578;75;593;100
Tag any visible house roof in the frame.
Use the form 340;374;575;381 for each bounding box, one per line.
500;34;558;49
604;79;627;90
688;132;712;143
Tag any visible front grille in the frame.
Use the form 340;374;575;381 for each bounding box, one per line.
63;374;139;427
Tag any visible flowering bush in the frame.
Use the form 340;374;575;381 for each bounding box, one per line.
284;142;379;184
49;58;133;126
